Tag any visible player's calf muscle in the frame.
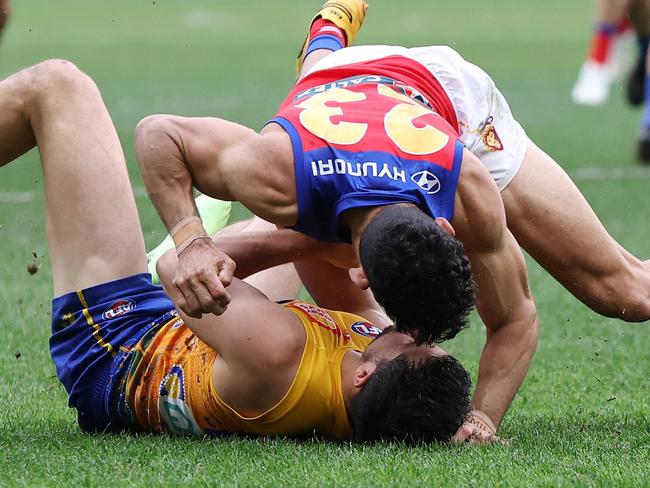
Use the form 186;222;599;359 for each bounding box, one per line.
589;268;650;321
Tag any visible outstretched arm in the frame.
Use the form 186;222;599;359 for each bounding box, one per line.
157;220;357;286
135;115;294;318
452;152;538;443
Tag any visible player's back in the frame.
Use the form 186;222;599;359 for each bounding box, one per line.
268;53;464;242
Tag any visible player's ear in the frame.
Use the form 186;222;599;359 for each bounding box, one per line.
349;266;369;290
352;361;377;388
434;217;456;237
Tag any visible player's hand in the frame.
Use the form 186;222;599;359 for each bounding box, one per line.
170;236;236;318
452;410;499;444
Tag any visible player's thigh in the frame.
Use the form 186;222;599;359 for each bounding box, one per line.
501;139;626;280
28;60;147;294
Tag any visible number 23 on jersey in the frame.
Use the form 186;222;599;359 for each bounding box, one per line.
295;84;450;157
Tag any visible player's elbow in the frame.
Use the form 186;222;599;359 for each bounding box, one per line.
135;115;182;177
135;115;178;155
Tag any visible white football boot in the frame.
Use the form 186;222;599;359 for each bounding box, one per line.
571;60;613;106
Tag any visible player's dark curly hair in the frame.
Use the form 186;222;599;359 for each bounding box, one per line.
359;205;475;344
350;355;472;444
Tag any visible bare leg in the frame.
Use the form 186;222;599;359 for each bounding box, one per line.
628;0;650;36
295;0;368;79
298;49;333;80
0;60;147;296
572;0;633;105
501;140;650;321
596;0;632;23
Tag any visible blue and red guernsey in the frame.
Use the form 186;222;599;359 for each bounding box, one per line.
268;55;464;242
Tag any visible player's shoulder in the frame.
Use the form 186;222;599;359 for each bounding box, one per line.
254;123;294;162
454;149;508;250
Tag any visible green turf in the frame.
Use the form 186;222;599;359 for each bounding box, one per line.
0;1;649;486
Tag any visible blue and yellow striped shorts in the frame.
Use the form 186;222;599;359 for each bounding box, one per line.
50;273;175;431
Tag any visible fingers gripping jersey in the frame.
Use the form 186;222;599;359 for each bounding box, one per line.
269;55;464;242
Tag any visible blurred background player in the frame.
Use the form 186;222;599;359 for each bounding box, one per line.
570;0;650;161
0;0;10;35
571;0;650;106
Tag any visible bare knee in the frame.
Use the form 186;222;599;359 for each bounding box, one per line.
588;269;650;322
21;59;97;108
10;59;98;117
135;114;178;142
37;59;96;91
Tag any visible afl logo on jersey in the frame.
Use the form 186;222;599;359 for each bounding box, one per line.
351;321;382;338
102;299;136;320
411;170;441;194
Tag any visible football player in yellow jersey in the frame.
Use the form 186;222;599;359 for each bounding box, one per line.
0;59;473;442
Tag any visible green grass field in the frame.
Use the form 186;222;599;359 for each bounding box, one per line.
0;1;648;486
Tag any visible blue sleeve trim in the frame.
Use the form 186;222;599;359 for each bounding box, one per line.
305;35;345;57
445;139;465;221
265;117;313;232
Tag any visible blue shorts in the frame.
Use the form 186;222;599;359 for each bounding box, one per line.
50;273;175;432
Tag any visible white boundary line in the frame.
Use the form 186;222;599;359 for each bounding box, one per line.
1;167;650;204
571;166;650;181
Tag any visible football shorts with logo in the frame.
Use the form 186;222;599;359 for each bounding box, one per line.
303;45;528;192
50;273;176;431
50;274;379;439
269;54;465;242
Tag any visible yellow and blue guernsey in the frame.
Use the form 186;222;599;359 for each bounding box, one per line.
49;273;380;439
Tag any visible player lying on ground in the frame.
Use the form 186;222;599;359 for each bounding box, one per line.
137;0;650;442
0;58;473;443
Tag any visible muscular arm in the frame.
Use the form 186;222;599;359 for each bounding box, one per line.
453;151;538;440
158;221;357;284
136;115;297;233
135;115;296;317
466;231;537;428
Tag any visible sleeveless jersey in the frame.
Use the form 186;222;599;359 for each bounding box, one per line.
269;55;465;242
112;302;380;439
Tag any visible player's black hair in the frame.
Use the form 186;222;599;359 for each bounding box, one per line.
350;355;472;444
359;205;475;344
